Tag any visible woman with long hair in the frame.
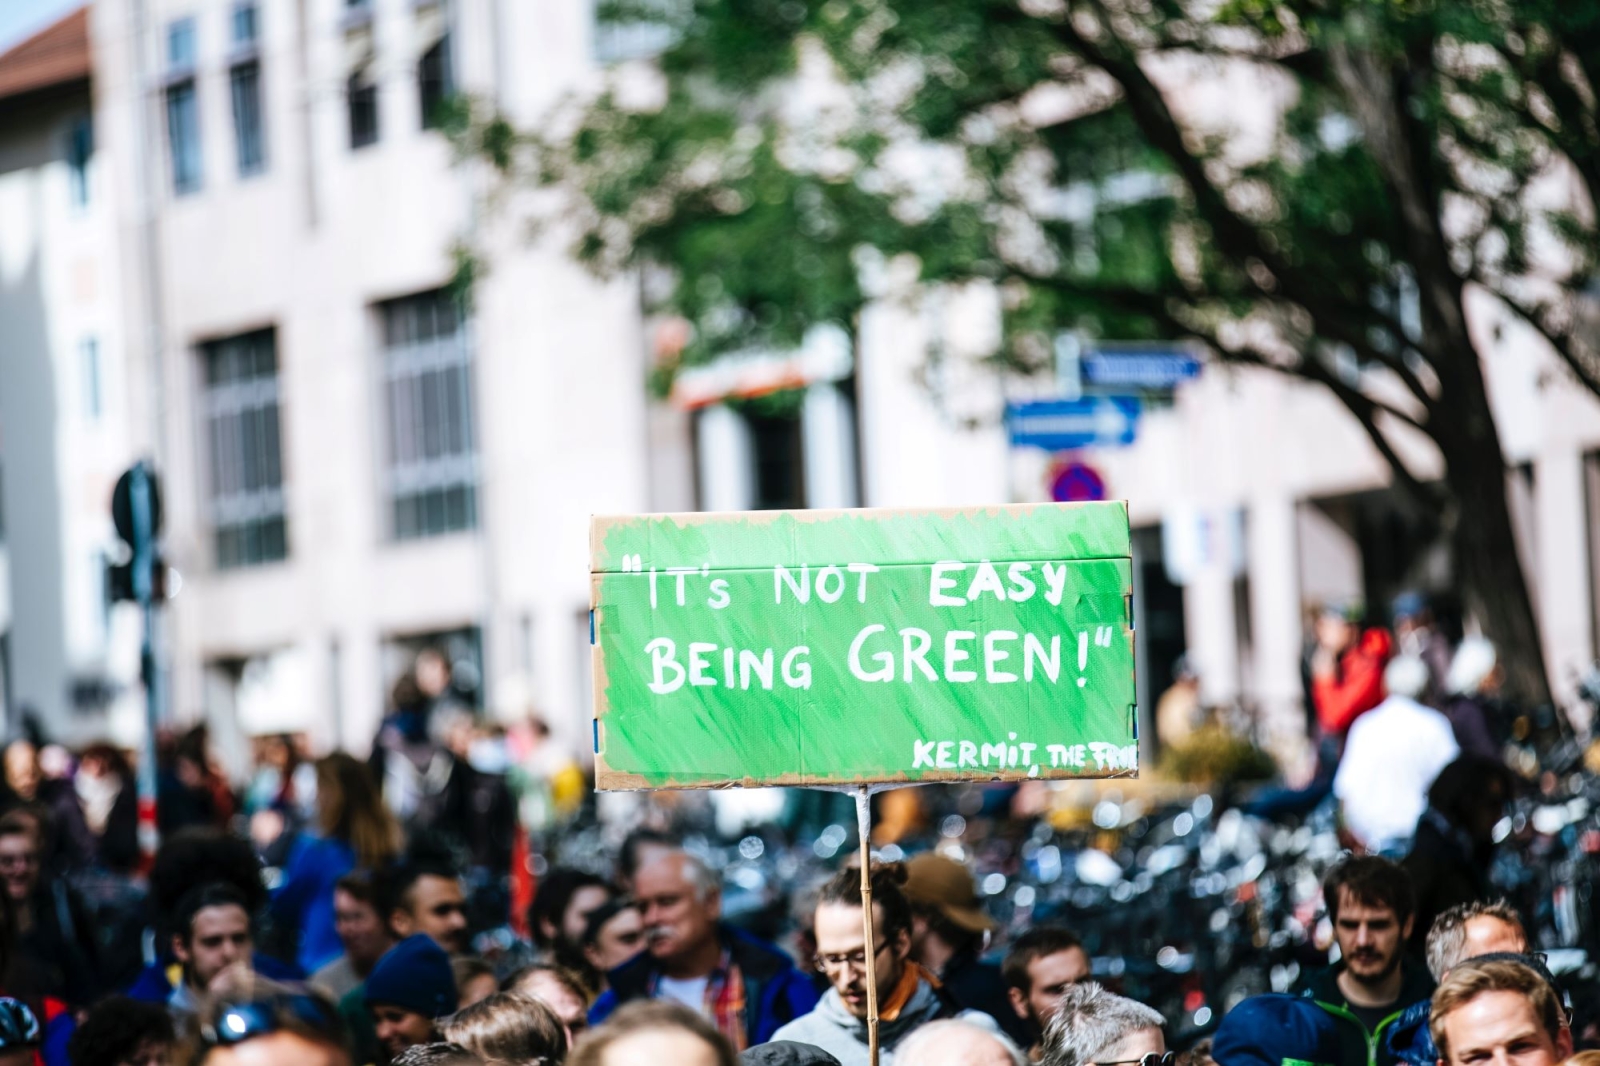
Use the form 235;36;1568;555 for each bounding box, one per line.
271;753;403;975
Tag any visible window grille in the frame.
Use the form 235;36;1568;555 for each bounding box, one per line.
201;329;288;568
379;291;478;539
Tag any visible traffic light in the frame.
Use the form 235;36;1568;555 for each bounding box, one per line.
108;462;164;604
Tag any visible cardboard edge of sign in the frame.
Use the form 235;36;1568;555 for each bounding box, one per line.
588;500;1138;793
589;500;1131;572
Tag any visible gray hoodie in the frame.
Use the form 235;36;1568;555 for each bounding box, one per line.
770;977;998;1066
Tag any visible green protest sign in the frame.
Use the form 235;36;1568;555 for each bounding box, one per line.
589;502;1136;789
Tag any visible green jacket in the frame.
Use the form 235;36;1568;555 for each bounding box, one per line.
1301;962;1436;1066
338;981;383;1066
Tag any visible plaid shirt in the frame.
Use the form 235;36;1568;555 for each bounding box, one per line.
650;948;748;1052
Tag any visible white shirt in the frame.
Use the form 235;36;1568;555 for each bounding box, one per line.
1334;694;1460;849
657;974;711;1015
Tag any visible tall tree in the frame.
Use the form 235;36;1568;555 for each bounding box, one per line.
462;0;1600;703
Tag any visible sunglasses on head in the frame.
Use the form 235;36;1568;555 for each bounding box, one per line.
1096;1055;1175;1066
200;992;340;1048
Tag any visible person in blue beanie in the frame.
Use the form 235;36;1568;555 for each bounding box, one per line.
1213;994;1362;1066
365;935;459;1063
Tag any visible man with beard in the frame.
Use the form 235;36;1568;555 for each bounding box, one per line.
589;849;816;1051
1002;927;1092;1061
772;863;1001;1066
1303;857;1435;1066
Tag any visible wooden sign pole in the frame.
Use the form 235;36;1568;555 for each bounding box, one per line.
856;785;880;1066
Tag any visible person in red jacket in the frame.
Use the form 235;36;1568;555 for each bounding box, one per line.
1311;603;1396;737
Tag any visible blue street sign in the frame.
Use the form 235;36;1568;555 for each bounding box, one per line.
1006;396;1141;451
1081;347;1201;390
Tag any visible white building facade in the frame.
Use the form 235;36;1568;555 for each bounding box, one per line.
2;0;657;766
3;0;1599;774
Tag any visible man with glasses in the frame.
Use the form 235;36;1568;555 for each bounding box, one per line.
1003;927;1092;1062
1039;982;1166;1066
591;849;816;1051
773;863;1000;1065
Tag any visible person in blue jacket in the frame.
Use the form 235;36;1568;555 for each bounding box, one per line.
270;753;402;975
589;849;817;1051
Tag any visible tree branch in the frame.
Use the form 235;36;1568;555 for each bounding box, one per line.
1050;4;1447;413
1217;343;1444;510
1482;280;1600;402
1017;269;1441;503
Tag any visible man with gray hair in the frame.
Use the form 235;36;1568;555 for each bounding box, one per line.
1041;983;1166;1066
895;1019;1029;1066
1383;901;1529;1066
588;848;817;1052
1425;901;1526;982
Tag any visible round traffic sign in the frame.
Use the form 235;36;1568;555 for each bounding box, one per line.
1049;459;1107;503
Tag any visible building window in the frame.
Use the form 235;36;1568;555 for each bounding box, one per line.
232;2;258;44
201;329;288;568
379;290;477;540
166;18;201;194
748;410;805;510
66;114;92;207
592;0;681;63
418;36;453;130
348;70;379;149
168;18;196;67
231;62;265;175
80;337;101;420
231;5;265;175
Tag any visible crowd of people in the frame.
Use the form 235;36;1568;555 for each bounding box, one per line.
0;588;1572;1066
0;827;1583;1066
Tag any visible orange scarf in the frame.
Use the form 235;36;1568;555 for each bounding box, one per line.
878;962;940;1022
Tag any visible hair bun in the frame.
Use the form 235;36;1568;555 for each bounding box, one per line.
875;861;909;886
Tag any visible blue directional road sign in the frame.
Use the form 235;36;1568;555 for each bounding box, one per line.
1006;395;1141;451
1081;347;1201;390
